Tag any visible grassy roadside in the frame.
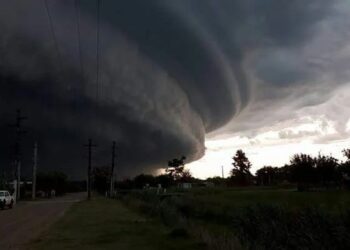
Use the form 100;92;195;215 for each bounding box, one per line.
120;188;350;250
26;197;204;250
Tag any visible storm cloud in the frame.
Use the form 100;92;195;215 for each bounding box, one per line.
0;0;349;178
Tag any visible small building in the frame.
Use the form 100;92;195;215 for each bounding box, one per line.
178;183;192;189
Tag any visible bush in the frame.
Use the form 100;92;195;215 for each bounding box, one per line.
233;204;350;250
119;190;350;250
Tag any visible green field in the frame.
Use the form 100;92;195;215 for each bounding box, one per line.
27;198;203;250
189;187;350;211
27;189;350;250
120;187;350;250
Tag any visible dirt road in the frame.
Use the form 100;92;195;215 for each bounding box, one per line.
0;193;85;250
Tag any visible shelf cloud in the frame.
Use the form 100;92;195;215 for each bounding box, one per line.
0;0;349;178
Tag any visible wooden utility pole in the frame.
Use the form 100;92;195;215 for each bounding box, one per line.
221;166;225;179
10;109;27;201
84;139;97;200
32;142;38;200
110;141;116;197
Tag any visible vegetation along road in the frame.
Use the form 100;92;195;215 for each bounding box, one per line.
0;193;84;250
27;197;203;250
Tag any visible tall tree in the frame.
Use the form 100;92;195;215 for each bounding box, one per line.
315;154;339;188
338;149;350;188
230;150;252;185
343;149;350;161
92;166;111;194
256;166;277;186
166;156;188;181
37;171;68;196
133;174;156;189
290;154;316;191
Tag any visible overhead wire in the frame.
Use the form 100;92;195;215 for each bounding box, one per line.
95;0;101;102
43;0;63;74
74;0;84;86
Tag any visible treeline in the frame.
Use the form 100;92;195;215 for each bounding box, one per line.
256;151;350;191
93;156;195;194
113;149;350;192
2;171;86;198
229;149;350;191
94;169;197;194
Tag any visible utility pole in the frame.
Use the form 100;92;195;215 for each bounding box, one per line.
110;141;116;197
10;109;27;201
84;139;97;200
221;166;225;179
32;142;38;200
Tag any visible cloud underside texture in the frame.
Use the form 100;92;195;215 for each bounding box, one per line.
0;0;348;178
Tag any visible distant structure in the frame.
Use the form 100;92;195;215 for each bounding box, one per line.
110;141;116;197
32;142;38;200
9;109;27;201
84;139;97;200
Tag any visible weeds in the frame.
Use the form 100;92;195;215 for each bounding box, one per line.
118;191;350;250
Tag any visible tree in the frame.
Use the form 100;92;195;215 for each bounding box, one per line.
343;149;350;161
133;174;156;189
230;150;252;185
92;166;111;194
338;149;350;189
181;169;193;183
37;171;68;196
338;162;350;189
166;156;188;182
155;174;174;188
206;176;227;186
256;166;277;186
290;154;316;191
315;154;339;188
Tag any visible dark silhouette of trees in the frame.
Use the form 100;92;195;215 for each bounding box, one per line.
256;164;294;186
338;149;350;188
290;154;316;191
256;166;278;186
166;156;192;182
315;154;339;188
111;148;350;191
230;150;252;185
254;150;350;191
343;149;350;160
155;174;174;188
206;177;227;186
133;174;156;189
93;166;111;194
181;169;193;182
37;171;68;196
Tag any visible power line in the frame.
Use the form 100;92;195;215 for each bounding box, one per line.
44;0;63;73
84;139;97;200
95;0;101;101
32;142;38;200
9;109;28;201
74;0;84;84
110;141;116;197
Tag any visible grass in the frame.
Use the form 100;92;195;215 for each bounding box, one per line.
120;187;350;250
27;197;204;250
188;187;350;212
26;188;350;250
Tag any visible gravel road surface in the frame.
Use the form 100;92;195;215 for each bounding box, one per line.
0;193;85;250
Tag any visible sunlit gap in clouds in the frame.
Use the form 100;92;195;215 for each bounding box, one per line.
189;83;350;179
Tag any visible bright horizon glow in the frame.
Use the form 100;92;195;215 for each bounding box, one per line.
188;83;350;180
188;138;350;179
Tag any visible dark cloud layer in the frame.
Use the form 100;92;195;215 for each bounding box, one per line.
0;0;347;178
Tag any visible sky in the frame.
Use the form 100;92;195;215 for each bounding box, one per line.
0;0;350;179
